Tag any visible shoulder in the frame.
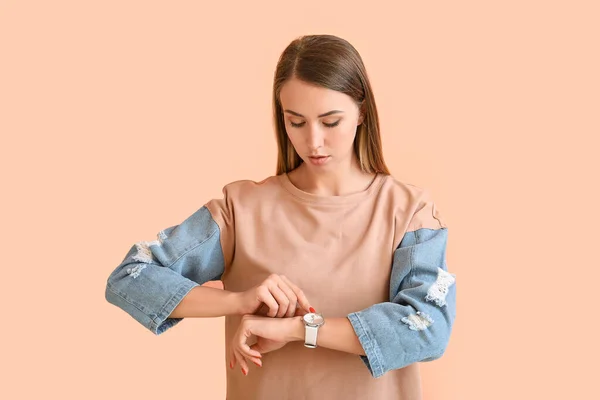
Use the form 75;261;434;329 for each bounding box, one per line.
379;174;447;231
219;174;280;196
213;174;283;208
378;174;426;201
203;174;281;226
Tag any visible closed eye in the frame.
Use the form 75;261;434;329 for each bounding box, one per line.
289;120;341;128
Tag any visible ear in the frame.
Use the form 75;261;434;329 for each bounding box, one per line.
357;101;366;125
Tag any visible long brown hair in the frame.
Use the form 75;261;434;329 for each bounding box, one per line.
273;34;390;175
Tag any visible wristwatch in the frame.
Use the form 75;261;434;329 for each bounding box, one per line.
303;312;325;348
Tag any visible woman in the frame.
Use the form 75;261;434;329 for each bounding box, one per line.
105;34;456;400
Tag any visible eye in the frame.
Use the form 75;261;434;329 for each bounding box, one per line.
288;119;341;128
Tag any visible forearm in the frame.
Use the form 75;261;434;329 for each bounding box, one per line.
290;317;366;356
168;286;242;318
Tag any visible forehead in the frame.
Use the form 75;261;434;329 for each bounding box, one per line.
279;78;356;115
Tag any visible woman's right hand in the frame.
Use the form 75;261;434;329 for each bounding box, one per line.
236;274;313;318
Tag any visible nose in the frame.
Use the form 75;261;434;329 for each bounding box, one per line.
306;124;325;151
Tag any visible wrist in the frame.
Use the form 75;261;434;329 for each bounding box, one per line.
225;290;246;316
288;316;305;342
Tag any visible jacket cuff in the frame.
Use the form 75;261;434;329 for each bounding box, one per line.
347;312;386;378
106;280;198;335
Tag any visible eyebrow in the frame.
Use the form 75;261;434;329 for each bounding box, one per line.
283;109;344;118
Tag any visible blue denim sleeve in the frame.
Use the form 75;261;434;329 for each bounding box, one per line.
105;205;226;335
347;226;456;378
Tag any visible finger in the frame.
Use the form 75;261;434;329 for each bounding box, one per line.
230;348;238;370
250;342;270;359
249;342;262;353
240;341;262;360
294;305;308;317
236;348;262;371
239;320;263;359
249;345;264;367
280;275;312;313
266;282;290;318
243;346;263;367
251;357;262;368
272;276;298;317
257;285;279;318
234;349;249;376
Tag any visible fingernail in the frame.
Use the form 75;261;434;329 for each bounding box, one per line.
242;368;247;376
253;361;262;367
309;307;316;313
230;361;233;369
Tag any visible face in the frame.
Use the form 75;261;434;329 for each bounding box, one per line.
279;77;364;171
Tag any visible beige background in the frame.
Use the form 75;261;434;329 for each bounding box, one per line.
1;1;598;399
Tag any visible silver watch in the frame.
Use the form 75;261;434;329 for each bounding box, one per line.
303;312;325;348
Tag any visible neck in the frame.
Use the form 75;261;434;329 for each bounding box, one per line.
291;155;375;197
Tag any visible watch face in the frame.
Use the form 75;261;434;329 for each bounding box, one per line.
303;313;324;325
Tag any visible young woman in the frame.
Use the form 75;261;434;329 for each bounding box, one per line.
105;34;456;400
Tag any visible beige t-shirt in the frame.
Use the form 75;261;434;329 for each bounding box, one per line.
204;172;448;400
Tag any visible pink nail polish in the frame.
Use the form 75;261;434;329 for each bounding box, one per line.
242;368;247;376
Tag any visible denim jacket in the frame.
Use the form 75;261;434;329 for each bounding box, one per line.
105;192;456;379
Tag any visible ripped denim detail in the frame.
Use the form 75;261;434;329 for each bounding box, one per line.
425;267;455;307
402;311;434;331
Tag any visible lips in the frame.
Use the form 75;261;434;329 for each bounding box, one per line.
307;155;331;166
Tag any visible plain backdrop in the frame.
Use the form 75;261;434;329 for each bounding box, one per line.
1;1;598;399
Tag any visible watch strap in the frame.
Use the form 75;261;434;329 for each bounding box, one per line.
304;325;319;348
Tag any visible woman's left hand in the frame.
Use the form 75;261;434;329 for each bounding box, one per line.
229;314;304;375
